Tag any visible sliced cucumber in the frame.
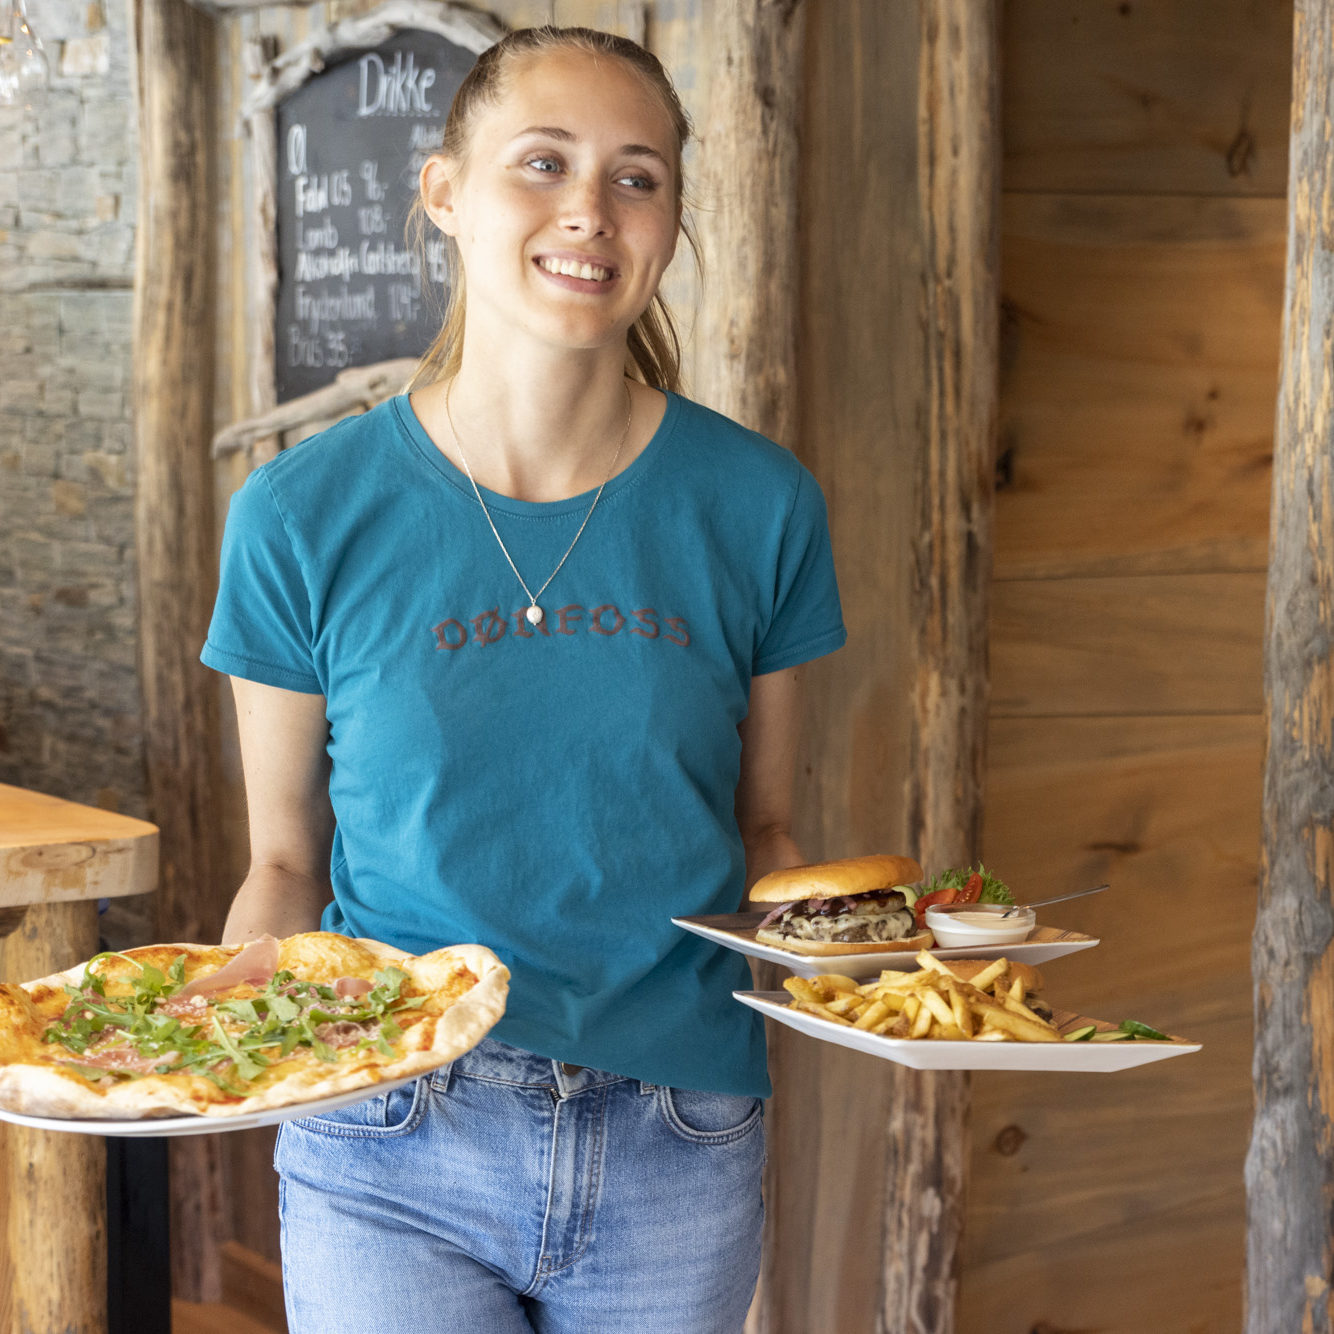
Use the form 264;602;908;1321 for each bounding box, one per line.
895;885;919;909
1089;1029;1131;1042
1119;1019;1170;1041
1063;1024;1097;1042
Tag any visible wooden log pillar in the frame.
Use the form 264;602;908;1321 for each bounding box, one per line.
691;0;802;440
0;906;104;1334
792;0;999;1330
688;5;803;1330
885;5;1000;1329
697;1;999;1330
1246;2;1334;1329
0;785;158;1334
131;0;228;1303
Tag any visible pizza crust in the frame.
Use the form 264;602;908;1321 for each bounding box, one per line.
0;934;509;1120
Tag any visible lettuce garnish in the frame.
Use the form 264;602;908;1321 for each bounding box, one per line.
919;863;1015;906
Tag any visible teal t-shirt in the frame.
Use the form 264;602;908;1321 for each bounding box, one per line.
201;391;846;1096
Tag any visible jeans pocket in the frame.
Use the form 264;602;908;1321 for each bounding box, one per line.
657;1086;763;1145
288;1074;430;1138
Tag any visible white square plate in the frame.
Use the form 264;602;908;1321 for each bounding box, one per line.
0;1071;422;1137
734;991;1200;1072
674;912;1098;978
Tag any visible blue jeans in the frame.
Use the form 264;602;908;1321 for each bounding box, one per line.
274;1038;765;1333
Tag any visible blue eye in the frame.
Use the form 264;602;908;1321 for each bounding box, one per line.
617;172;657;192
526;155;562;174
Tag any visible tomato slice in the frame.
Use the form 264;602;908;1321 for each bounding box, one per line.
914;887;957;928
955;872;984;904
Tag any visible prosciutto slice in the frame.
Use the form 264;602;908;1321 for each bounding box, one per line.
65;1045;180;1075
334;977;373;999
314;1019;378;1049
178;935;281;998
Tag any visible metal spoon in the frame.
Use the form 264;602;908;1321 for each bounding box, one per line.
1000;883;1110;918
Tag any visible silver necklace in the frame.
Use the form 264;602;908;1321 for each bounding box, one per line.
444;380;632;626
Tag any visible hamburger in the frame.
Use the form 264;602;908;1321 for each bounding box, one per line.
749;854;932;956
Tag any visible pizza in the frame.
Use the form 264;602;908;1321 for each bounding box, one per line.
0;932;508;1120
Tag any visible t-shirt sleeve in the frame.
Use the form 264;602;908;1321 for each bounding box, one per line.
753;465;847;675
199;469;324;694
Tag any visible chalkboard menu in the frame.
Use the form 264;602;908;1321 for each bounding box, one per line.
274;29;479;401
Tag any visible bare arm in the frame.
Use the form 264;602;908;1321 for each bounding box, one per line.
735;666;808;900
221;677;335;945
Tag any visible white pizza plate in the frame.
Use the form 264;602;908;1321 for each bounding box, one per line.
0;1071;422;1137
735;991;1201;1072
673;912;1099;979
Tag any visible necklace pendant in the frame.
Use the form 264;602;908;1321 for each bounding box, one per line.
526;605;544;626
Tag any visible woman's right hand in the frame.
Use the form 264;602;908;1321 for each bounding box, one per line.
221;676;335;945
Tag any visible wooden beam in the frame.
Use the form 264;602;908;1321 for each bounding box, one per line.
131;0;228;1303
691;0;803;444
212;358;418;458
752;0;999;1327
238;1;500;116
884;3;1000;1330
0;905;105;1334
1246;2;1334;1330
686;5;804;1332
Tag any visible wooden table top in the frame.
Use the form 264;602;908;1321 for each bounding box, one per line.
0;782;159;907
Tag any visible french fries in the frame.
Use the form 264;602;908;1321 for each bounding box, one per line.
781;951;1064;1043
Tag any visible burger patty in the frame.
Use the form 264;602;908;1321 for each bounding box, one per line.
768;902;917;944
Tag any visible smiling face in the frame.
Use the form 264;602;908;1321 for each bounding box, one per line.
423;47;682;359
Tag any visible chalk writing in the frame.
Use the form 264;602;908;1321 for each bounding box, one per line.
274;30;478;400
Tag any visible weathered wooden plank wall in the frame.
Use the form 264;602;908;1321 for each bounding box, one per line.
960;3;1291;1331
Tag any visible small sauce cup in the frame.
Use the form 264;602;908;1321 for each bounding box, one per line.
924;901;1036;949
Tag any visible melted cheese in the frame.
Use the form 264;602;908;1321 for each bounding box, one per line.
775;906;914;943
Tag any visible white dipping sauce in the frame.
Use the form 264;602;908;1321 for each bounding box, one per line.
945;911;1012;927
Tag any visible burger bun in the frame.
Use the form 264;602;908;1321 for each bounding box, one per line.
748;854;924;905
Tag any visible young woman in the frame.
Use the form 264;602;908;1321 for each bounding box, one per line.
203;27;845;1333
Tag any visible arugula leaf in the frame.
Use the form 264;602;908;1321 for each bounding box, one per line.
372;966;410;999
45;952;419;1092
200;1068;249;1096
216;999;261;1026
61;1061;134;1082
133;962;166;998
210;1016;266;1082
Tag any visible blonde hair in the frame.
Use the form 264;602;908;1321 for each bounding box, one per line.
407;26;699;394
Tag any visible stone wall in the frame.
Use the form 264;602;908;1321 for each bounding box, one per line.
0;0;144;826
